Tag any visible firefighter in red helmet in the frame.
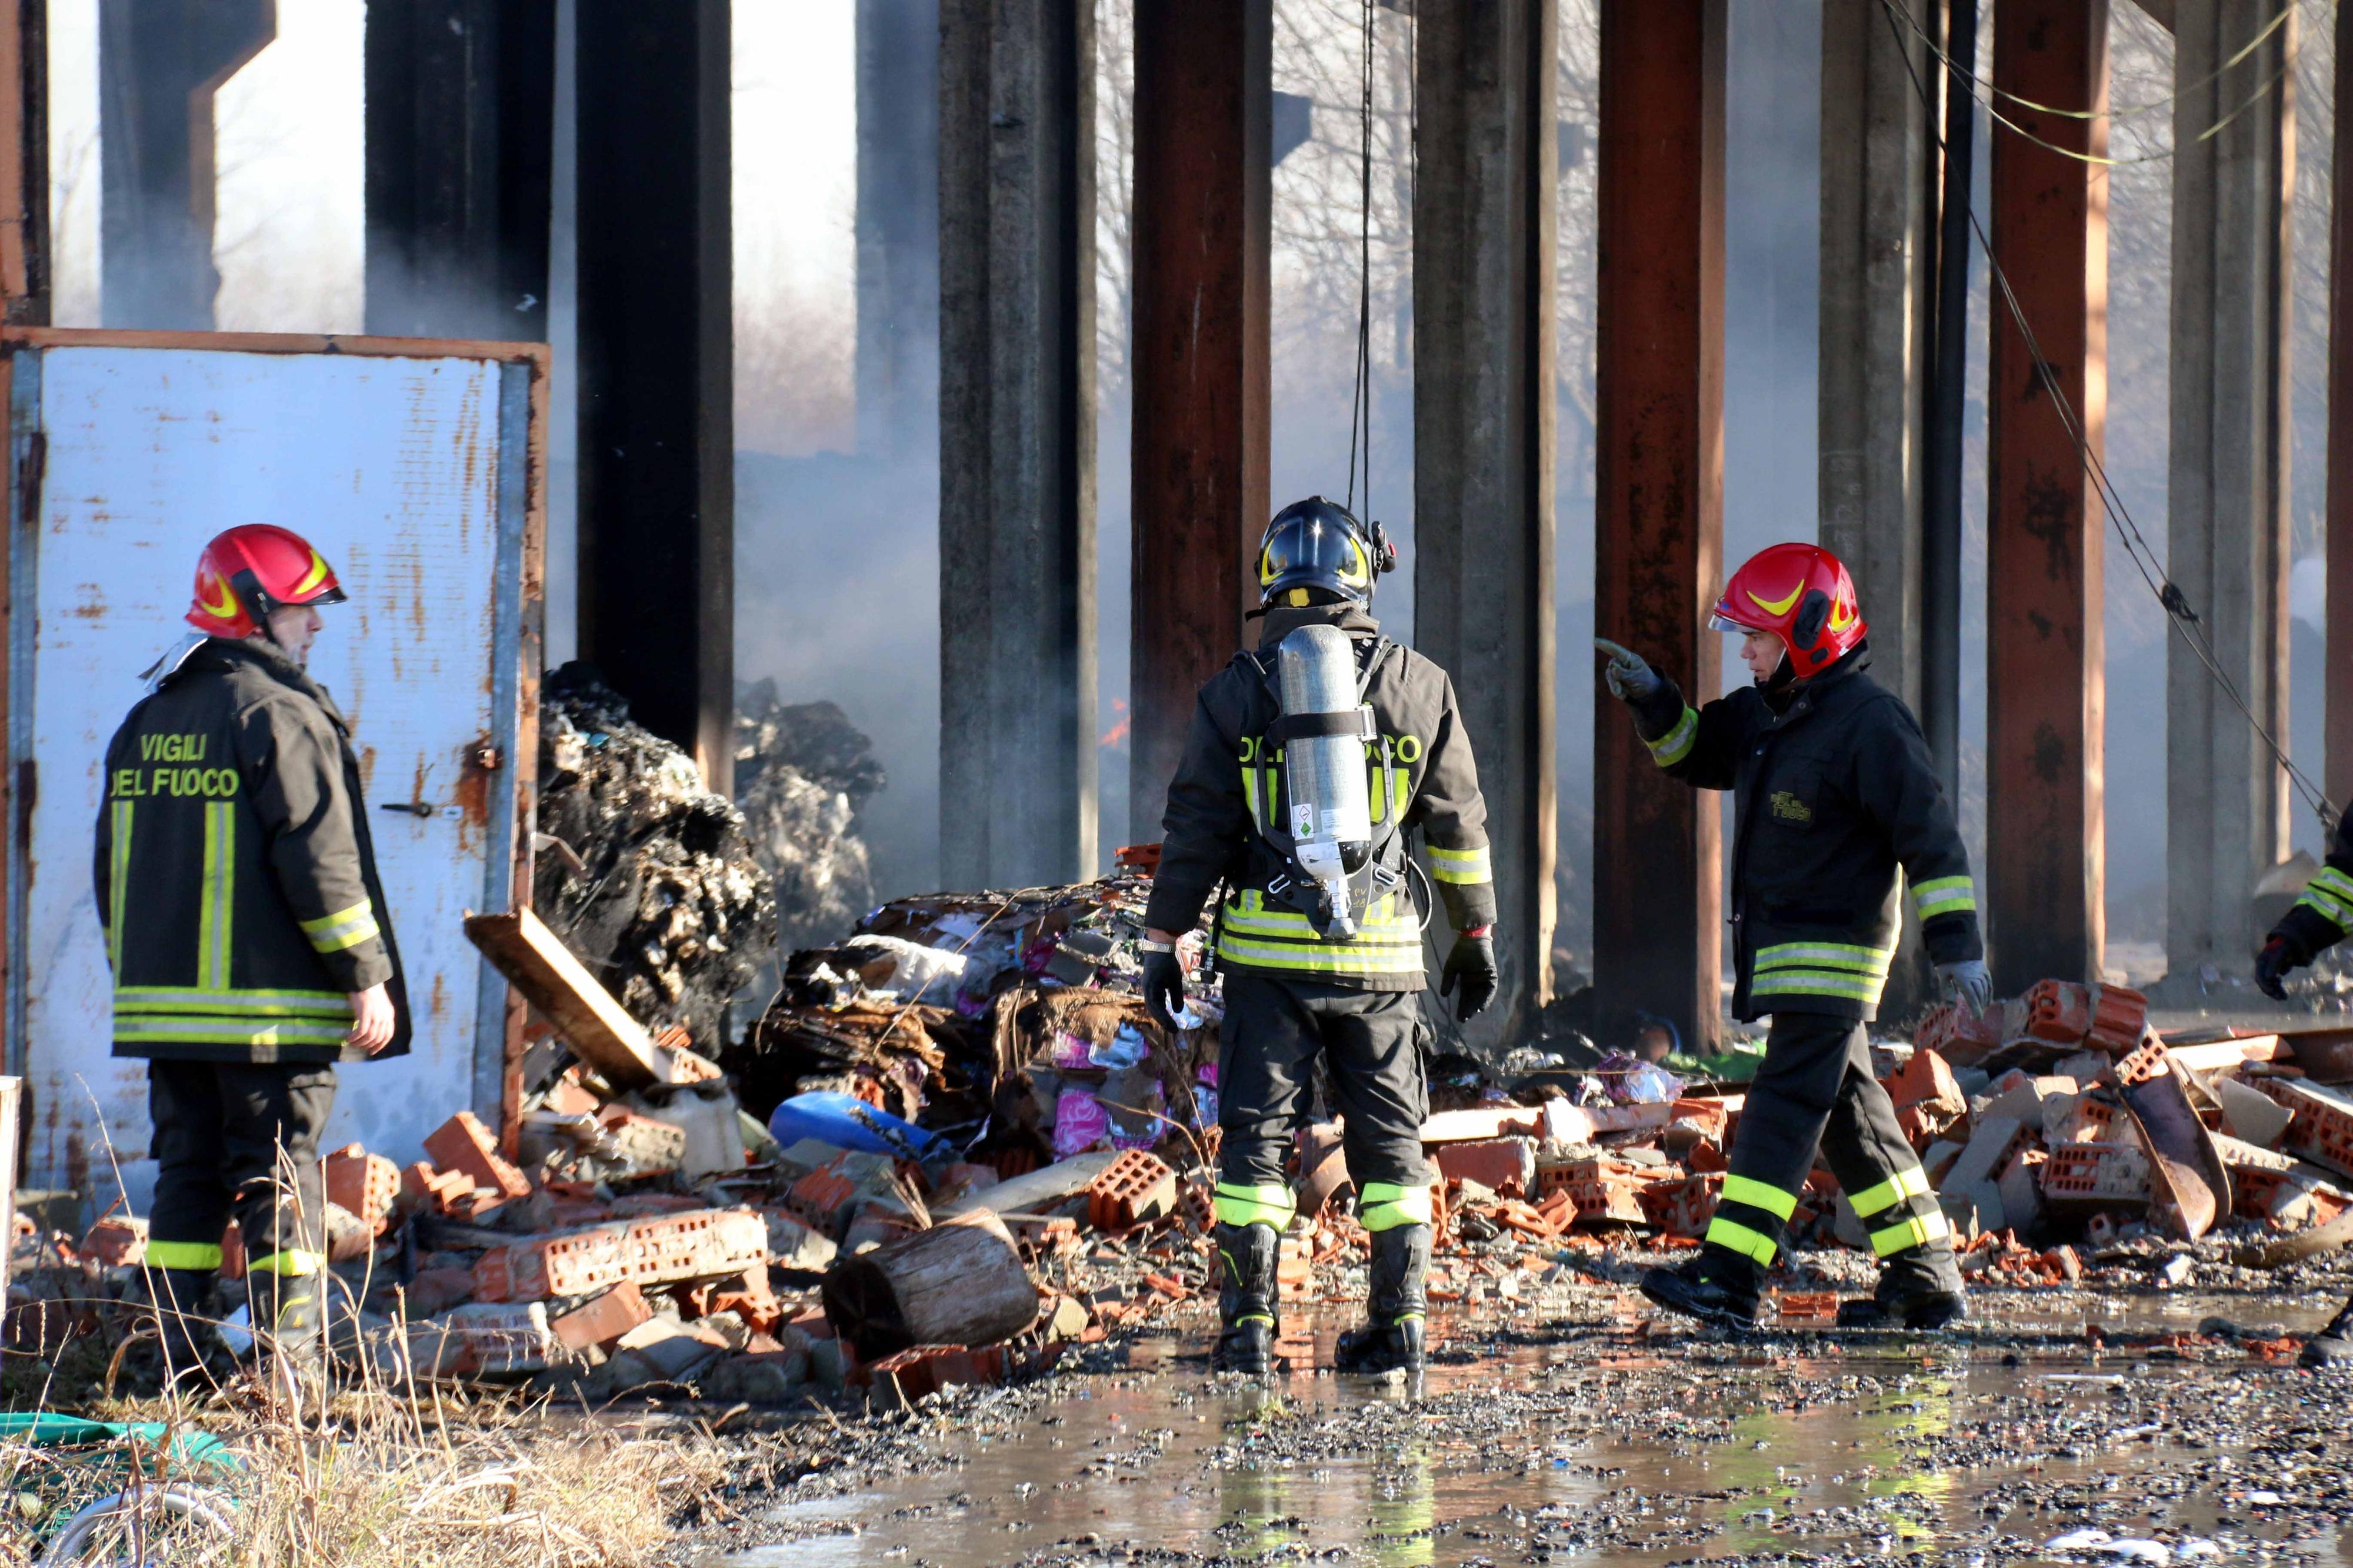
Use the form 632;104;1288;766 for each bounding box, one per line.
95;524;407;1387
1597;542;1985;1332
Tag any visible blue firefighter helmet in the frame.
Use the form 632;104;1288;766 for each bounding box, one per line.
1256;496;1397;607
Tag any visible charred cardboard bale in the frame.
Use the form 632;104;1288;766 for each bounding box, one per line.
534;663;778;1051
736;1000;959;1127
734;682;885;950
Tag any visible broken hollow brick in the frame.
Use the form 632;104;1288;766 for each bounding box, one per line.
549;1280;652;1354
423;1111;532;1203
2021;980;2096;1045
1434;1137;1539;1199
1086;1149;1178;1232
324;1145;401;1233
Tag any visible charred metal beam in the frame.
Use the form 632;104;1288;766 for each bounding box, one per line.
0;0;46;325
1128;0;1269;849
2332;0;2353;819
1594;1;1721;1049
574;0;734;791
938;0;1097;886
363;0;556;342
1985;0;2106;993
97;0;273;329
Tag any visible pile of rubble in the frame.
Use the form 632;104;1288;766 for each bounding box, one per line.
26;838;2353;1408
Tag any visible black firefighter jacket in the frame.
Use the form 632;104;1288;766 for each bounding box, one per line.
1632;646;1982;1023
92;638;411;1064
1144;605;1495;990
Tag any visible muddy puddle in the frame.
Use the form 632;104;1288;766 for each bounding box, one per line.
699;1288;2353;1567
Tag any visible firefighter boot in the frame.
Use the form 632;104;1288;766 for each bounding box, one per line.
259;1270;328;1402
148;1269;220;1392
2299;1292;2353;1367
1837;1240;1967;1330
1641;1244;1763;1330
1335;1223;1430;1374
1212;1223;1281;1374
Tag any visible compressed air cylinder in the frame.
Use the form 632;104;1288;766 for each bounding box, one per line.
1275;625;1374;931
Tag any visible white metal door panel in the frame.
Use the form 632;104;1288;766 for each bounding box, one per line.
9;341;527;1186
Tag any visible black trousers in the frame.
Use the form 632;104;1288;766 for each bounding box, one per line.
1215;973;1429;1228
1706;1010;1952;1277
147;1060;336;1279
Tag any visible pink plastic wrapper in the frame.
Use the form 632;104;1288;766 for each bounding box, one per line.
1052;1087;1109;1158
1048;1030;1095;1070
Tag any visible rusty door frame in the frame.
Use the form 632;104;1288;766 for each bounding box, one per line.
0;326;548;1139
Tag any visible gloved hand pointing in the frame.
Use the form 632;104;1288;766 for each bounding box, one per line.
1937;958;1992;1017
1594;639;1664;705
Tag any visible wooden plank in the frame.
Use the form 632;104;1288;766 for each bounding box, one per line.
2167;1037;2286;1073
464;907;667;1089
934;1150;1117;1220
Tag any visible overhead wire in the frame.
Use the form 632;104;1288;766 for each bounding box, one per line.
1874;0;2337;830
1345;0;1376;516
1878;0;2308;168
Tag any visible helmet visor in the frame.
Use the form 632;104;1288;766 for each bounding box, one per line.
1709;611;1763;635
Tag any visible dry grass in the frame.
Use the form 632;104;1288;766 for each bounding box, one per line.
2;1379;732;1566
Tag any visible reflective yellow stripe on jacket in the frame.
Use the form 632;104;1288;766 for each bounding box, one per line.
1750;940;1895;1008
1219;889;1422;978
2296;866;2353;935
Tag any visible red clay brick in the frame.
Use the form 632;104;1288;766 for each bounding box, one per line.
550;1280;652;1353
324;1144;401;1234
424;1111;533;1202
1087;1150;1177;1231
1434;1137;1537;1198
81;1216;146;1268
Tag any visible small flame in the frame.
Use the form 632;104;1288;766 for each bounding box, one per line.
1099;698;1131;749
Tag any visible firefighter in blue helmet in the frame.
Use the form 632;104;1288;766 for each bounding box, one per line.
1140;497;1499;1376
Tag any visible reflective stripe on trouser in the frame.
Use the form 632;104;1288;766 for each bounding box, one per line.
145;1239;225;1270
1719;1010;1952;1271
1358;1180;1433;1232
1214;1182;1297;1229
1216;973;1429;1249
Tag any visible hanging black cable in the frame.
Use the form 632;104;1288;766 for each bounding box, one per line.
1876;0;2336;832
1345;0;1376;516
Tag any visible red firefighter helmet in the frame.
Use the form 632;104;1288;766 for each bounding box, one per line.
185;524;347;638
1709;542;1867;678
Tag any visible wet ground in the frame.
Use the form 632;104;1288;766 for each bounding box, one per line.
684;1280;2353;1568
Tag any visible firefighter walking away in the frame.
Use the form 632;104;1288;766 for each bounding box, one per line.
1141;496;1500;1376
96;524;410;1389
1597;542;1987;1332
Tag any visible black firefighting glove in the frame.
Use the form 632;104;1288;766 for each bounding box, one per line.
1936;958;1992;1017
1441;932;1499;1022
2255;934;2307;1002
1142;949;1186;1033
1594;639;1665;705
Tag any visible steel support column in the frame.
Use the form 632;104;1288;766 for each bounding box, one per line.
0;0;45;325
1822;0;1940;1019
2168;0;2293;984
856;0;941;459
1593;1;1718;1049
939;0;1096;887
2331;0;2353;817
364;0;556;342
96;0;273;329
1985;0;2106;993
1417;0;1557;1046
1818;0;1932;714
1129;0;1269;848
574;0;734;789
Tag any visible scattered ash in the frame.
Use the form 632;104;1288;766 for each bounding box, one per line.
734;680;885;951
534;663;777;1049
